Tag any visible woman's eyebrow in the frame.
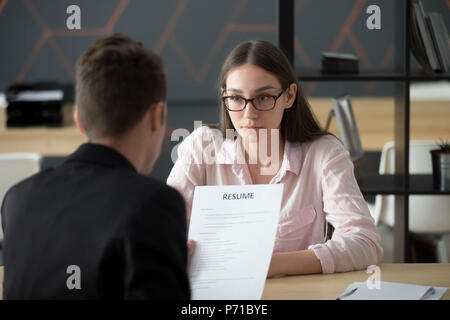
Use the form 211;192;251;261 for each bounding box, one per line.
255;85;276;92
226;85;276;93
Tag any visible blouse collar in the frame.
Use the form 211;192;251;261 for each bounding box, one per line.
216;134;303;180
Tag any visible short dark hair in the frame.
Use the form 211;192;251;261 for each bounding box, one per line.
76;33;166;139
215;40;329;143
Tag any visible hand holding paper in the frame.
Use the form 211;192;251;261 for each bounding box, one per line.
188;184;283;300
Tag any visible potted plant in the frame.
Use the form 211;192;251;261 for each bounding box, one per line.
430;139;450;191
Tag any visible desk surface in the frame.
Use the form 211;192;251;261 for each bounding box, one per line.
1;264;449;300
262;263;450;300
0;126;84;156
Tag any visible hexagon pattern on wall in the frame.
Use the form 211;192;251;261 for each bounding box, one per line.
0;0;448;97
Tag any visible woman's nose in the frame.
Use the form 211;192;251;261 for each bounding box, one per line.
242;100;258;118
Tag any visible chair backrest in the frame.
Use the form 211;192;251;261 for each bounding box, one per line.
375;141;450;233
331;95;364;162
0;153;41;241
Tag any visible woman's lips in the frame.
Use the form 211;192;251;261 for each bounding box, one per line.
243;126;263;130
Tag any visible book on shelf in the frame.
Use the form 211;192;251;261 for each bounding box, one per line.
412;0;441;72
426;12;450;72
410;0;432;73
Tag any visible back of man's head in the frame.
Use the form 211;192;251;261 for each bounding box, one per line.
75;33;166;139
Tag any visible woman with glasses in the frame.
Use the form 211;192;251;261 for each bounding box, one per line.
167;40;382;277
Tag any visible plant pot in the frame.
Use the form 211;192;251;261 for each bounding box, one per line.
430;150;450;191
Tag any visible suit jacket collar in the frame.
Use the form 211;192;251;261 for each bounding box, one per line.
66;143;137;173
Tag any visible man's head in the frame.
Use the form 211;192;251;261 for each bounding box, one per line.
75;33;167;174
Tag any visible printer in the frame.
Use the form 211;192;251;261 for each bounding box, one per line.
5;82;74;127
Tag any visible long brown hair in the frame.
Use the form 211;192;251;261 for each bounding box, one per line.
212;40;329;143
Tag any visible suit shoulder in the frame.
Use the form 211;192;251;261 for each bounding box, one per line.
124;173;185;210
4;168;53;197
128;173;181;196
121;176;187;232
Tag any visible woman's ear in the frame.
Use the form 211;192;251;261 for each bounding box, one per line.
285;83;297;109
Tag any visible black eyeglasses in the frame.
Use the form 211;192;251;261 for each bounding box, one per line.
222;90;285;111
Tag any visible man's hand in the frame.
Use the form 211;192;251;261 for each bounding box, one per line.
187;240;195;269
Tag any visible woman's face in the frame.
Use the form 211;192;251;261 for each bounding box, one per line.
224;64;297;143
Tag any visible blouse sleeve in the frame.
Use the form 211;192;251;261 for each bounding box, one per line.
308;140;383;273
166;127;206;224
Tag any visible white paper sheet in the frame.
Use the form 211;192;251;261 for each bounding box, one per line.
188;184;283;300
339;281;448;300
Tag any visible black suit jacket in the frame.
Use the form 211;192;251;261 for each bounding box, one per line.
1;143;190;299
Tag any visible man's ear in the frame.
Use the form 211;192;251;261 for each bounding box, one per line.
148;102;166;132
74;110;87;136
284;83;297;109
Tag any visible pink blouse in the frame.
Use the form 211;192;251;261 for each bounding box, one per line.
167;126;383;273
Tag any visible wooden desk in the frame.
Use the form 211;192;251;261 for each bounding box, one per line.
0;126;84;156
262;263;450;300
0;104;84;156
1;264;449;300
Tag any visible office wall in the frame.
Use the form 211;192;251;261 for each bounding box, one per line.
1;0;449;98
0;0;449;181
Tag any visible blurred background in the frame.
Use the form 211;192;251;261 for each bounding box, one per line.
0;0;449;264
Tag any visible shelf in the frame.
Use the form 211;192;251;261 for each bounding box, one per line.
279;0;444;263
297;68;406;81
358;174;450;195
296;69;450;82
409;174;450;195
358;174;405;195
409;69;450;81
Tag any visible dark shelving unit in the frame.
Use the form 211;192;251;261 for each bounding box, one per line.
278;0;448;263
358;174;406;195
409;69;450;80
358;174;450;195
409;175;450;195
296;69;407;81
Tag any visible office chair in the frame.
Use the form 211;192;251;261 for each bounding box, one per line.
326;95;364;162
367;141;450;262
326;95;365;180
0;153;41;244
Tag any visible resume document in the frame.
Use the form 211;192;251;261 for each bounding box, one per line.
188;184;283;300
